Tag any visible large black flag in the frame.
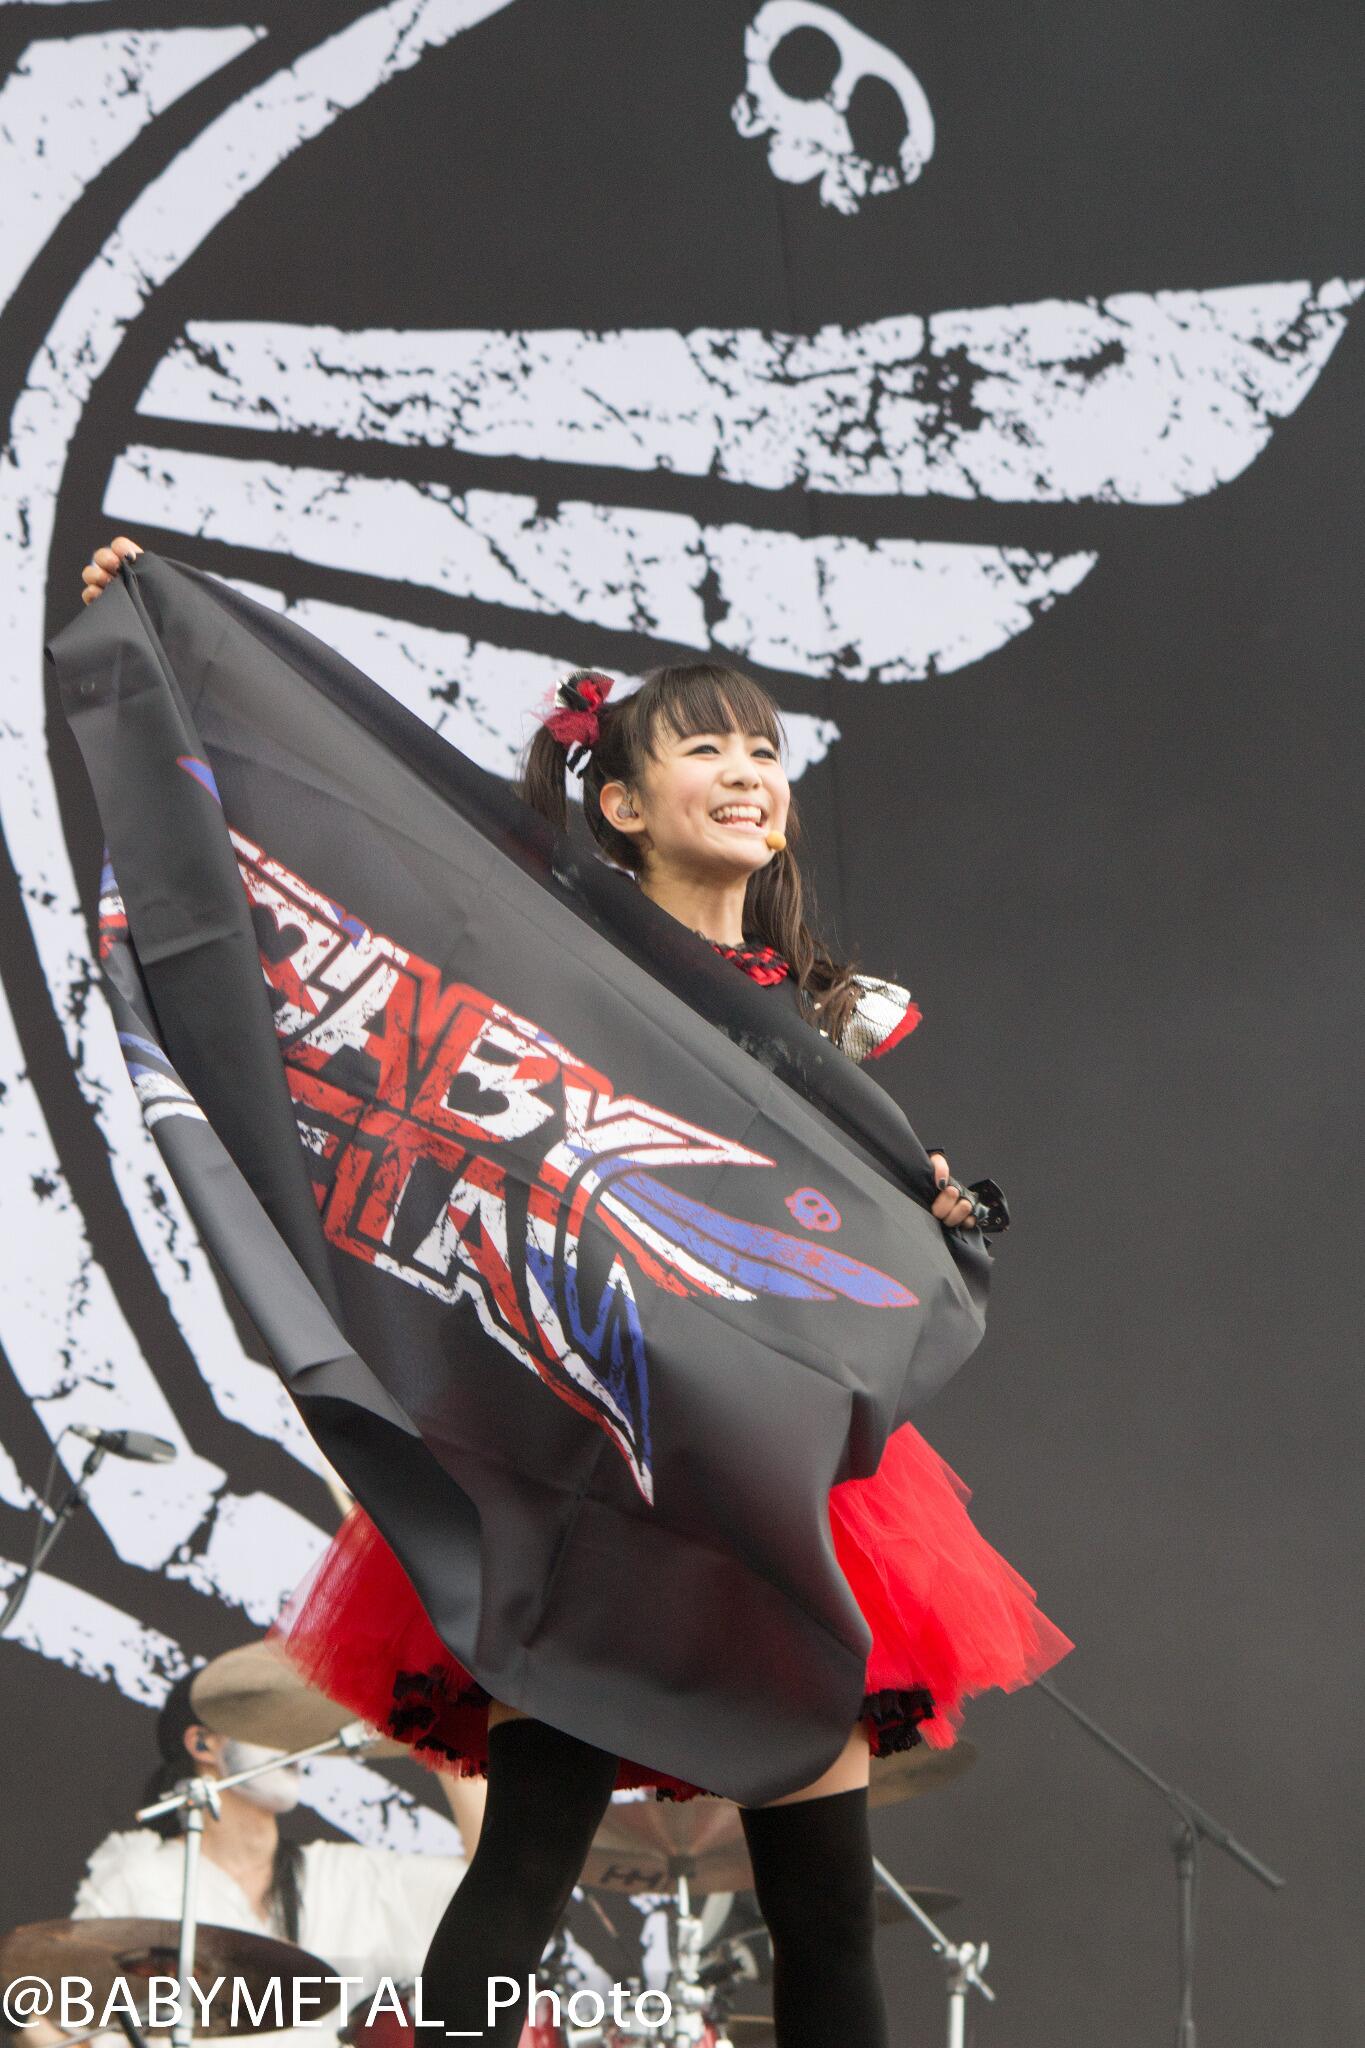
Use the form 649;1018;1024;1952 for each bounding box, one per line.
49;554;992;1803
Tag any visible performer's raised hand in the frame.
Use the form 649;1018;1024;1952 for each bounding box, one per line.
929;1151;978;1228
80;534;142;603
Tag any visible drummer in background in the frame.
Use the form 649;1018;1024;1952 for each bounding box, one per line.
19;1671;482;2048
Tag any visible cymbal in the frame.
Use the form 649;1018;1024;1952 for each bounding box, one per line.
581;1739;975;1895
867;1738;977;1808
0;1920;335;2037
190;1641;407;1759
583;1799;752;1895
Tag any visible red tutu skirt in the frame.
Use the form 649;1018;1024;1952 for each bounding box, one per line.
271;1421;1072;1800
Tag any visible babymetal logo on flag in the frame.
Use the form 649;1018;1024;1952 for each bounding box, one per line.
104;822;918;1506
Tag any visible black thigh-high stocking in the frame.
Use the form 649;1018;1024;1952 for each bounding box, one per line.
739;1785;888;2048
419;1717;619;2046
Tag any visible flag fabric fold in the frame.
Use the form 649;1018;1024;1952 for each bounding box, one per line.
50;553;992;1804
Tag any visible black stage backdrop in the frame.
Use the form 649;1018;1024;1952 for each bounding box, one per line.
1;3;1361;2042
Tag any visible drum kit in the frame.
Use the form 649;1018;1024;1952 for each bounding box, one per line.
1;1642;995;2048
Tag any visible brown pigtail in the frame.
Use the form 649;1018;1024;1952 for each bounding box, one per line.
520;718;573;832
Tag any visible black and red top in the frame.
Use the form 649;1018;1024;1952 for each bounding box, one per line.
701;935;924;1062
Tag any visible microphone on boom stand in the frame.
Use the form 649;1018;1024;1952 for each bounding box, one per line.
0;1423;179;1638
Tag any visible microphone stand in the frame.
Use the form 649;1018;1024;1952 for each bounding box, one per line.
136;1722;390;2048
0;1440;106;1639
1033;1677;1286;2047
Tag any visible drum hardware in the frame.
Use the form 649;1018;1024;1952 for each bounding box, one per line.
0;1919;334;2041
872;1857;993;2048
580;1891;623;1946
568;1741;981;2043
694;1931;763;1995
547;1869;736;2047
684;1880;961;2043
664;1871;714;2047
570;1865;965;2045
873;1882;962;1924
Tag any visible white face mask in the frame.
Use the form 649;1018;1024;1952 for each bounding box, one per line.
220;1739;303;1814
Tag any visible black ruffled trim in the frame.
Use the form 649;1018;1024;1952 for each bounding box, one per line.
385;1664;938;1791
861;1686;937;1756
389;1661;491;1763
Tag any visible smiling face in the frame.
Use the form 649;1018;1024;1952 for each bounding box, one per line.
603;711;791;887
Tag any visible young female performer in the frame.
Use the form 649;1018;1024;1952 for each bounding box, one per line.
274;664;1072;2046
81;540;1072;2047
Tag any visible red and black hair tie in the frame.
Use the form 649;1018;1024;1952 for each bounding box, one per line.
541;670;614;774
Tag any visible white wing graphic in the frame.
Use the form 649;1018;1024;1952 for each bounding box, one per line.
104;442;1094;687
103;279;1359;709
133;283;1364;504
